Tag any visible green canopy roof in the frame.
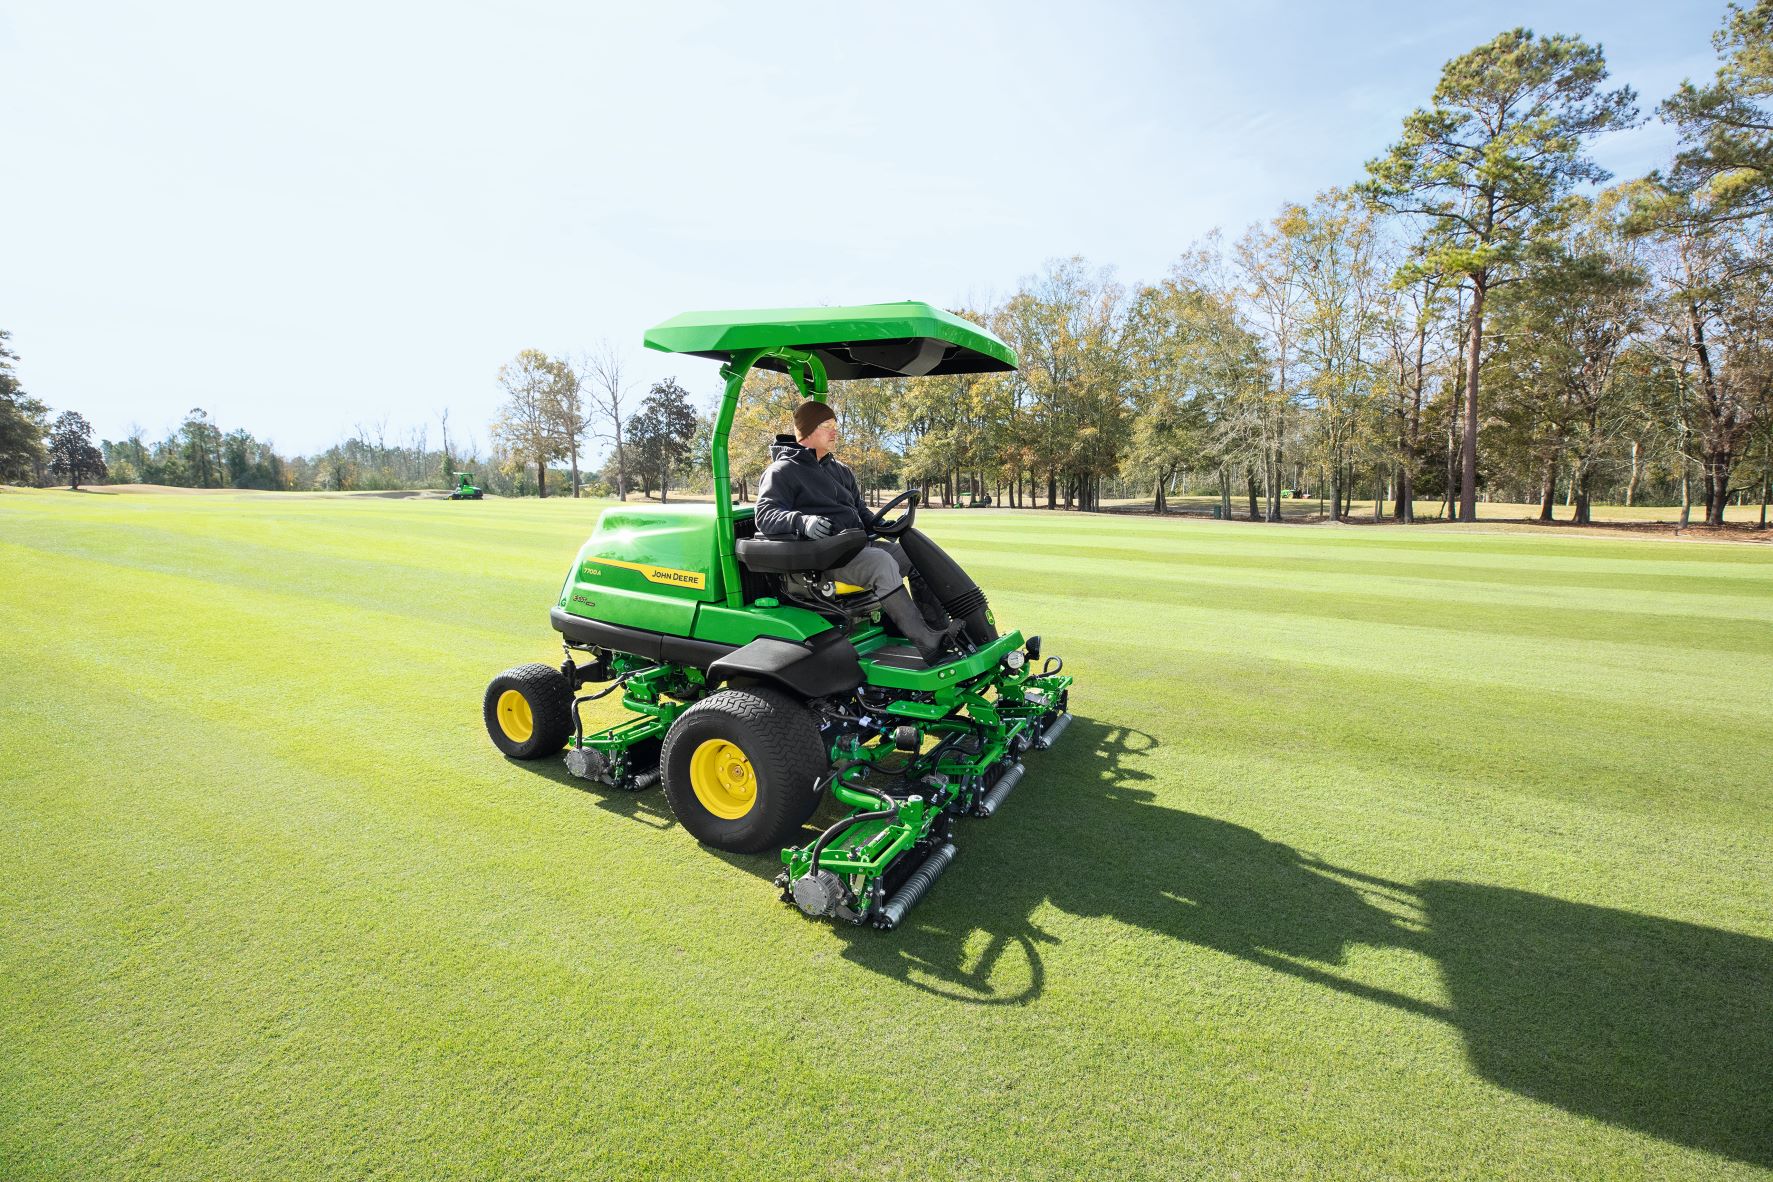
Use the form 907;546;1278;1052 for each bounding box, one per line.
643;301;1018;380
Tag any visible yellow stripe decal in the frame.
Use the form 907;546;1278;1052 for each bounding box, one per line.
582;555;707;590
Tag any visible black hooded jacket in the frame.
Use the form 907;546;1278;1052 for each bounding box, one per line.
754;435;879;539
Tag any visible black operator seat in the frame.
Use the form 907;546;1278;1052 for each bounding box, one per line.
734;528;868;575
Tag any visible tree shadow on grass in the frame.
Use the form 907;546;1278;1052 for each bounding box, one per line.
1416;877;1772;1166
833;715;1773;1168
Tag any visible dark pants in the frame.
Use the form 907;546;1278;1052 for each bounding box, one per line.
827;539;913;596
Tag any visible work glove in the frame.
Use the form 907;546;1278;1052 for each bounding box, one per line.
803;515;834;540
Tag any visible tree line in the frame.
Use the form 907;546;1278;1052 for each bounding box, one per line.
5;6;1771;525
496;7;1773;528
721;10;1767;528
0;327;708;501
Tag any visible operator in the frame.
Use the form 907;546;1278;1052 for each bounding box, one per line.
754;400;961;662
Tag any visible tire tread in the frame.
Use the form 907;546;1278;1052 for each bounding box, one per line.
662;686;826;853
483;663;574;759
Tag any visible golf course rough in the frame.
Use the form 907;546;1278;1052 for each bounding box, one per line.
2;488;1769;1181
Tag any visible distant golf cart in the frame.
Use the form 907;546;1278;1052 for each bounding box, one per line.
450;473;484;500
482;302;1074;930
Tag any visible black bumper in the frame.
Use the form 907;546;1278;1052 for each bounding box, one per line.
551;607;738;671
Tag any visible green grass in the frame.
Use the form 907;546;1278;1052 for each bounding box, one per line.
3;487;1770;1181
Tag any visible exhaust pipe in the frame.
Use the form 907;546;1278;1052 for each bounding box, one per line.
1036;713;1072;750
897;527;998;648
976;762;1025;817
873;842;957;930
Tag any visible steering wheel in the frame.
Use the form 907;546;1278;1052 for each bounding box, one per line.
870;488;920;537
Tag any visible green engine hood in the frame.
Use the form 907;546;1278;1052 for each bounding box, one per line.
558;503;830;647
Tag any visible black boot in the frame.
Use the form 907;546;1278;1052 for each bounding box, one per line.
878;587;962;664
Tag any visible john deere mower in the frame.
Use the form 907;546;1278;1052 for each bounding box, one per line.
482;303;1072;929
450;472;484;499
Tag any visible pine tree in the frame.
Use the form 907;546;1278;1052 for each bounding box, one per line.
1362;29;1637;520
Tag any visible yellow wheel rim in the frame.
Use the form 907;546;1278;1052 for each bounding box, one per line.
689;738;757;820
496;689;534;743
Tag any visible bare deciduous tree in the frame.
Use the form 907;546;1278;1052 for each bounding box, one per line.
583;340;634;500
549;363;592;498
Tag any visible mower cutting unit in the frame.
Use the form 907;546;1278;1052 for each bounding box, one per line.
483;303;1073;929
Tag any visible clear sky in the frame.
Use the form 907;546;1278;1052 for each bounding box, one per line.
1;1;1721;458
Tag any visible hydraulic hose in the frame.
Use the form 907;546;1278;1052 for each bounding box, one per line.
803;762;898;877
570;671;635;744
805;808;898;882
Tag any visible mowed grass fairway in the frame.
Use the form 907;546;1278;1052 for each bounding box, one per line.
3;489;1771;1181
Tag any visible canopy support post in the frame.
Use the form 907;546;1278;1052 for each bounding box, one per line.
715;348;768;608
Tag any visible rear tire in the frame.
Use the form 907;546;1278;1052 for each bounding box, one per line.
661;687;826;853
484;663;574;759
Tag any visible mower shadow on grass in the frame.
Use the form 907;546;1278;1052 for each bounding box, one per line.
805;717;1408;1007
507;722;1773;1166
506;757;679;832
824;716;1773;1168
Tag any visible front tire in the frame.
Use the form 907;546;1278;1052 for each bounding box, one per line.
484;663;573;759
661;687;826;853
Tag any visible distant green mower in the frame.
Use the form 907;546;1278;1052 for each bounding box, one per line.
483;303;1073;929
449;472;484;500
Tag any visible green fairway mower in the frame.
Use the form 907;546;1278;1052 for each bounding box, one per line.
450;472;484;500
482;302;1073;929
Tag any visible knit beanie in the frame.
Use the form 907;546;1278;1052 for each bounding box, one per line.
793;400;836;440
